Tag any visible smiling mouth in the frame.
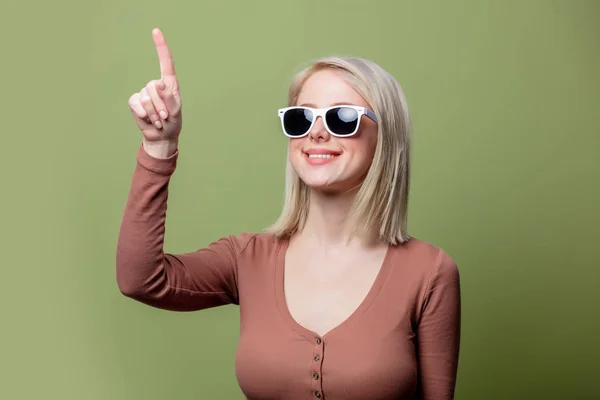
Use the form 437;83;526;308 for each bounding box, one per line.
306;154;339;159
304;152;341;165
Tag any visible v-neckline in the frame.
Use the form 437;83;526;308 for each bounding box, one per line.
273;236;395;343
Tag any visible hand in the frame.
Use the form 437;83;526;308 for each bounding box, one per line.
128;28;182;155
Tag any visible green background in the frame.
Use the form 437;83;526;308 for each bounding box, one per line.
1;0;598;399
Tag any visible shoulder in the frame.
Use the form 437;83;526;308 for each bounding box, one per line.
220;231;284;259
388;236;460;287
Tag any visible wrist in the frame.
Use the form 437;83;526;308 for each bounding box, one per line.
142;139;178;159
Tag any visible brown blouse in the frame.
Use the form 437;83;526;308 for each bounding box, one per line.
116;144;461;400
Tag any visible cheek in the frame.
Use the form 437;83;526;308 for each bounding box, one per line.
349;135;378;170
366;139;378;165
288;139;304;166
360;130;378;167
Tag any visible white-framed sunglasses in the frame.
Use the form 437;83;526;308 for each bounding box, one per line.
277;105;378;138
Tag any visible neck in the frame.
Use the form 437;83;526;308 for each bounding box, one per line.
298;188;379;248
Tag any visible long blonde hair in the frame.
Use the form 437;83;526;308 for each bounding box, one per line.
266;56;412;245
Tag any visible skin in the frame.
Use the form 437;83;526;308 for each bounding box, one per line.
128;28;182;159
288;69;381;248
289;69;379;195
284;70;387;336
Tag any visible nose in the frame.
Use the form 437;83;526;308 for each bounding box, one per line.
308;115;330;141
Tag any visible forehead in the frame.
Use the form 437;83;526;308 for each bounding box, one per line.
296;69;367;108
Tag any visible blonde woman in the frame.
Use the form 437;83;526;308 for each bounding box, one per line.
117;28;461;400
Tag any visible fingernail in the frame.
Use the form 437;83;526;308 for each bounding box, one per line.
158;81;165;90
154;120;163;129
159;110;168;119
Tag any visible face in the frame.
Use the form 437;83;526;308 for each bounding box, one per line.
288;69;378;194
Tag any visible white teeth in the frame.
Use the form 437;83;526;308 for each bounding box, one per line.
308;154;337;159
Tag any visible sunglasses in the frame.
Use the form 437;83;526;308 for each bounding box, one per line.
277;105;378;138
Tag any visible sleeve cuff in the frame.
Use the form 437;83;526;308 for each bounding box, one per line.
136;142;179;175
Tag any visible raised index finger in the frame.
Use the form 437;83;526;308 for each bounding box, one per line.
152;28;177;84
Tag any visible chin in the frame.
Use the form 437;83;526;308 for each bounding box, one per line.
296;173;354;195
304;180;338;193
292;171;342;194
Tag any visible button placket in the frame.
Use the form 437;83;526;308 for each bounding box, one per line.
311;336;324;398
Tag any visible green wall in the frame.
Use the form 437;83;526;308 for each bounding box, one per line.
2;0;598;399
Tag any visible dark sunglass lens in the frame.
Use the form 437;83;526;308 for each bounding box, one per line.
283;108;313;136
326;107;359;135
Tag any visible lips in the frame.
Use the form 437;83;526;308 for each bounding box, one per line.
303;148;341;165
304;148;342;156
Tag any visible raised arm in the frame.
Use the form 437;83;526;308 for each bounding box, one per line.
116;28;239;311
416;249;462;399
115;144;241;311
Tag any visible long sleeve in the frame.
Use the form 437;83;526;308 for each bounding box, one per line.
115;143;240;311
416;249;461;399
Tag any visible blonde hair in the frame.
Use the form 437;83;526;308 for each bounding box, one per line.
266;56;412;245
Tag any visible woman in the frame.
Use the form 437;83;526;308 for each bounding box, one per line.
117;28;461;400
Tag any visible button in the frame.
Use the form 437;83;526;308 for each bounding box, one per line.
314;355;320;361
314;391;321;398
313;372;319;380
315;337;322;344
